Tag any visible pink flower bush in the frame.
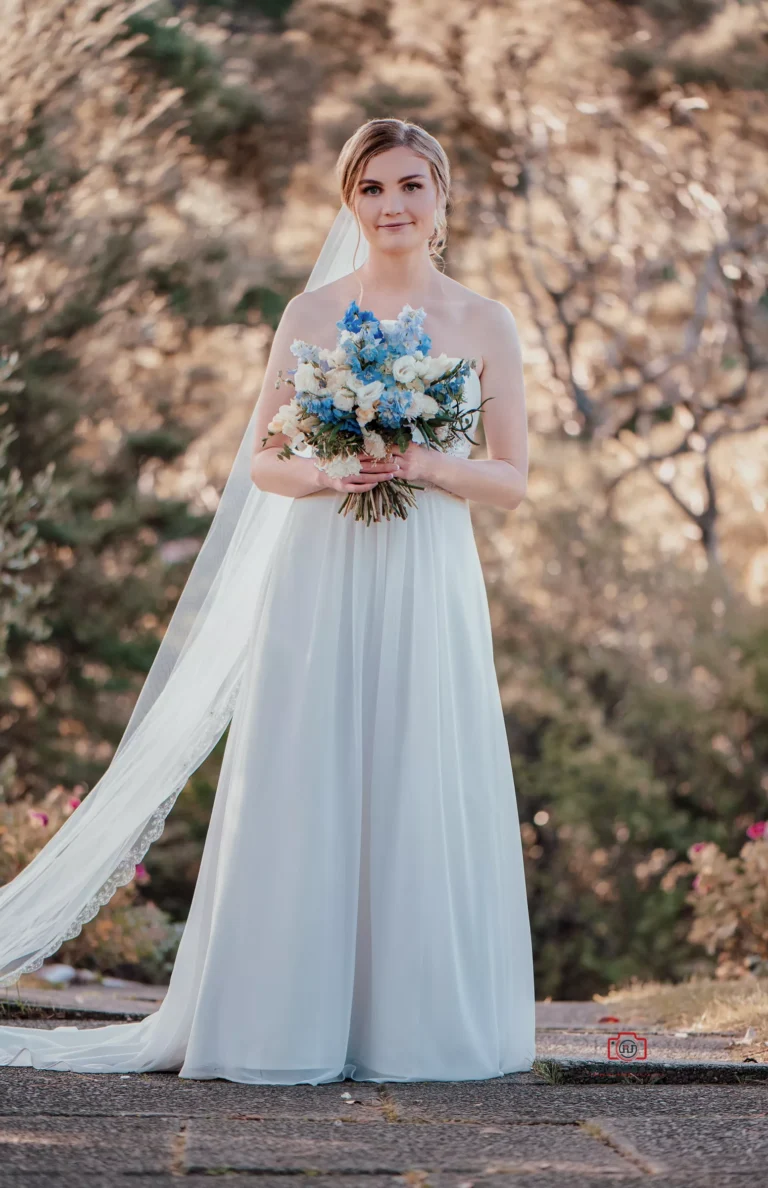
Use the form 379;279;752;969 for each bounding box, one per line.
679;829;768;977
0;790;176;982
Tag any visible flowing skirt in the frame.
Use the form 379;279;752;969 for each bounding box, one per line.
0;484;536;1084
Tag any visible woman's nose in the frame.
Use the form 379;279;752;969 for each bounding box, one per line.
383;191;406;214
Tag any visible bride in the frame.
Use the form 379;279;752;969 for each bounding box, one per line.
0;118;535;1084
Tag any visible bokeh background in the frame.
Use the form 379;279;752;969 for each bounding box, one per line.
2;0;767;999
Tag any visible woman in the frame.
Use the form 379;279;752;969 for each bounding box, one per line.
0;118;535;1084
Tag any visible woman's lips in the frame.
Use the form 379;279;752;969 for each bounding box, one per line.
379;222;412;229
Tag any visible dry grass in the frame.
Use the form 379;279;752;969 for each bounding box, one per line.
595;975;768;1061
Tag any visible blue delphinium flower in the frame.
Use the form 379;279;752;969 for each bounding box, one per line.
376;390;413;429
338;417;363;436
337;300;384;338
298;394;336;421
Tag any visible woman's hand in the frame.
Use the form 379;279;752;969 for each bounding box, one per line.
386;441;433;484
320;453;398;494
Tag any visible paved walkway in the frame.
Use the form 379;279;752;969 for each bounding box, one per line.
0;978;766;1184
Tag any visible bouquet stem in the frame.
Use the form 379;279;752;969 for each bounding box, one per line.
338;478;426;526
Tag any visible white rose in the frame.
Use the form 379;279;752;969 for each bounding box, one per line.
332;392;355;412
405;392;439;419
326;368;355;393
412;357;431;380
268;400;301;436
392;355;418;384
423;353;458;383
347;373;372;397
294;361;323;394
354;379;384;408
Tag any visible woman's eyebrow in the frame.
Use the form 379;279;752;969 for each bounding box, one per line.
359;173;428;185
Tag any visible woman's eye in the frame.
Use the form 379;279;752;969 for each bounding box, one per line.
404;183;422;191
361;185;381;195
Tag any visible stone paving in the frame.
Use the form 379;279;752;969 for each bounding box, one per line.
0;1067;766;1186
0;981;766;1184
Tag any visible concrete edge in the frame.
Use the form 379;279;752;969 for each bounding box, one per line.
532;1057;768;1085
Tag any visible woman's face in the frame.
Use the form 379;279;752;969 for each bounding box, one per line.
353;146;440;256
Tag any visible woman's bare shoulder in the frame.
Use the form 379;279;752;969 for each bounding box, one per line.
443;276;517;329
282;277;354;343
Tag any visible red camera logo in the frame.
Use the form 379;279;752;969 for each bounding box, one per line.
607;1031;648;1061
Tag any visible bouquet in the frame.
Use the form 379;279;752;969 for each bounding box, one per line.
262;300;482;525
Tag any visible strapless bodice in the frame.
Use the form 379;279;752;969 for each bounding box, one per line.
410;366;481;461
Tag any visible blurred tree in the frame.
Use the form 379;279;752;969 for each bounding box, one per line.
477;450;768;996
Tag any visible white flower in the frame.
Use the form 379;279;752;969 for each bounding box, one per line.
405;391;439;420
392;355;418;384
423;353;459;383
326;367;355;393
290;339;316;358
268;400;302;438
294;361;323;394
412;357;432;380
320;454;362;478
339;329;362;346
356;406;377;426
362;430;387;459
319;345;348;367
353;379;384;408
332;391;355;412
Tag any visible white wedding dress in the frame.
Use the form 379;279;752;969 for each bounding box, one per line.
0;364;536;1084
0;250;534;1088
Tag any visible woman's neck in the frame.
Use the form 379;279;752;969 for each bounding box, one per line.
354;247;444;308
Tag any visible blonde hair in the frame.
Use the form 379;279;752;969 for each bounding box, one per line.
336;118;451;267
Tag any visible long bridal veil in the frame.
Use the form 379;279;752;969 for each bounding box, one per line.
0;204;369;988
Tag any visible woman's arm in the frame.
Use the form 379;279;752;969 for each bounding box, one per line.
249;295;327;497
393;301;529;511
